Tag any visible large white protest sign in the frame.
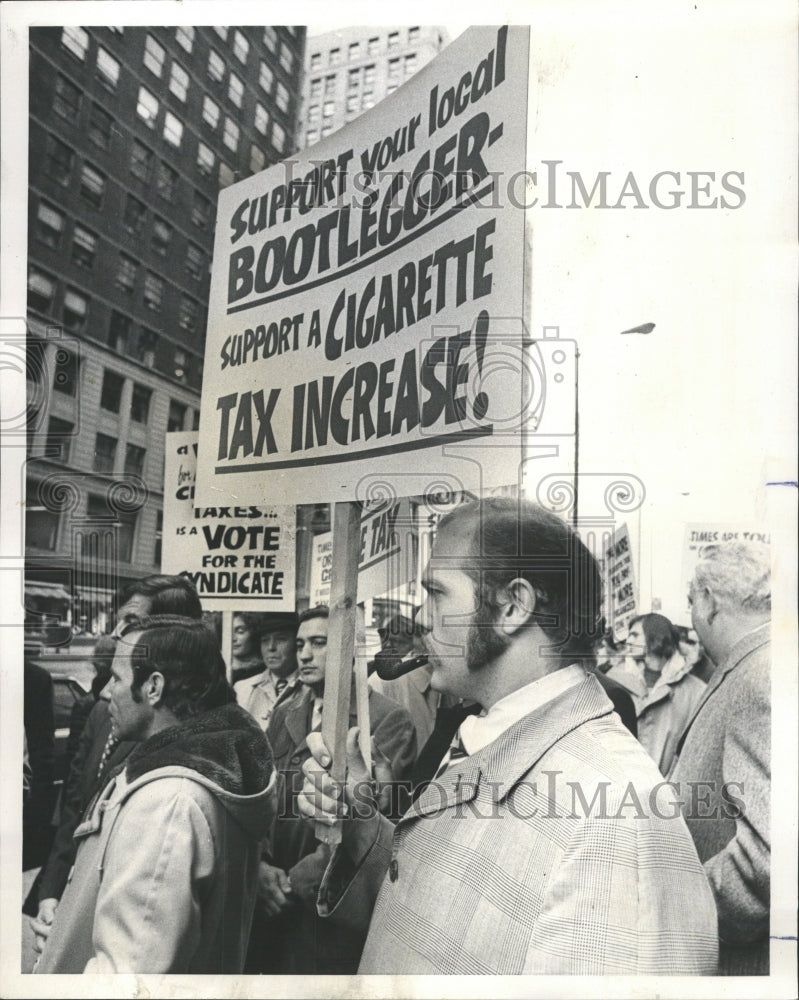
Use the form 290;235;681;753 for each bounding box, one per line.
162;432;295;611
196;27;534;507
309;497;416;605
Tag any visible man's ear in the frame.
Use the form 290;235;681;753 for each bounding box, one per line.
496;578;538;635
704;586;720;625
144;671;166;707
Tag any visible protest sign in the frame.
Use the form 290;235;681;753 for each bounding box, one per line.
309;497;416;605
602;523;638;641
162;431;296;611
196;26;532;507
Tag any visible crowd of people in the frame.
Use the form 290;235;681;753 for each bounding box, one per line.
22;498;771;976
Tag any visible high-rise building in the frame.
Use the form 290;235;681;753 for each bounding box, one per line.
25;25;306;634
298;26;448;149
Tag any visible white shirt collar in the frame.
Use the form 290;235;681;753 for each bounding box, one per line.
459;663;587;756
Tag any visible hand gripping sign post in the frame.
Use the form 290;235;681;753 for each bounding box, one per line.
195;27;532;843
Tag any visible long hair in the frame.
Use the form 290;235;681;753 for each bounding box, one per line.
629;613;677;660
120;615;234;719
437;498;604;658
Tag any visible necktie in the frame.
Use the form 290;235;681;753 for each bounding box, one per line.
311;697;323;732
432;729;468;781
96;732;119;782
275;676;288;696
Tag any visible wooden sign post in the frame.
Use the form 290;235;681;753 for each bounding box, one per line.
316;500;362;846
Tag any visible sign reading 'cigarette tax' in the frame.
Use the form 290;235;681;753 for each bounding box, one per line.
162;432;296;611
195;26;531;507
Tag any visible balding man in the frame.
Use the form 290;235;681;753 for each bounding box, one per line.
671;540;771;974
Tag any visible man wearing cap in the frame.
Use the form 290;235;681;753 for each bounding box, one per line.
234;612;299;731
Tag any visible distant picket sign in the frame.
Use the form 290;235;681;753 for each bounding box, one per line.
602;523;638;641
195;26;532;507
162;431;296;611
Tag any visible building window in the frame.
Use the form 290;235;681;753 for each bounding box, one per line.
259;61;273;93
223;117;239;152
136;86;159;128
179;296;199;331
263;27;277;52
143;272;164;311
388;31;400;51
192;408;200;430
79;163;105;208
116;253;138;294
219;162;235;188
138;328;159;367
362;93;375;110
323;100;335;118
62;289;89;332
329;47;340;66
275;82;289;112
404;53;417;75
26;481;60;550
346;95;359;114
280;42;295;73
35;202;64;248
108;311;131;352
308;104;321;124
310;52;322;70
388;58;401;80
408;26;421;44
306;129;319;144
254;102;269;134
321;125;332;138
364;64;376;86
233;30;249;64
143;34;166;77
348;68;360;91
324;74;336;97
228;72;244;108
130;384;151;423
272;122;286;153
61;26;90;61
175;25;194;53
192;191;211;229
163;111;183;147
196;141;214;176
88;104;113;148
27;268;56;314
169;62;189;102
71;225;97;269
123;194;146;234
348;42;360;62
46;416;74;463
151;217;172;257
125;443;146;476
156;161;178;200
94;47;120;91
53;345;79;395
208;49;225;83
53;75;81;120
185;243;204;281
94;434;117;474
212;26;228;40
46;136;74;185
368;36;380;56
173;348;188;382
202;96;220;130
167;400;187;432
309;77;322;99
100;369;125;412
250;144;265;173
130;139;153;181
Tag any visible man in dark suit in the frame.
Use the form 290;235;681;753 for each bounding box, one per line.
246;605;416;975
671;540;771;974
29;574;203;955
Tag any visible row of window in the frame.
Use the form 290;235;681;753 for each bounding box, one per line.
309;28;420;70
34;198;208;285
176;24;298;75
